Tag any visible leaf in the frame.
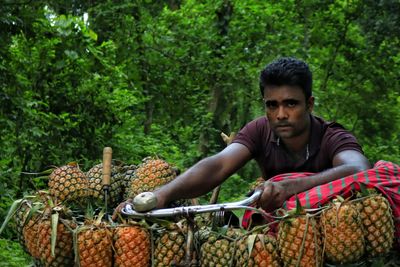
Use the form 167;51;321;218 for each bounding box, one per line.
232;209;245;229
359;183;369;197
0;199;24;235
294;194;304;215
247;234;256;260
88;29;98;41
51;213;59;257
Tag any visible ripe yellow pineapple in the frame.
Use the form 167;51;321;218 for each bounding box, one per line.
278;213;322;267
48;162;88;203
128;157;177;198
37;215;76;267
356;193;395;257
113;225;151;267
321;197;365;264
153;222;188;266
235;232;281;267
200;228;240;267
77;220;113;267
23;213;42;260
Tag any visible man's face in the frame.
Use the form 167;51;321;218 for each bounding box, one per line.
263;85;314;139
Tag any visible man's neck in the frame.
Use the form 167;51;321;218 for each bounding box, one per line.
281;128;310;154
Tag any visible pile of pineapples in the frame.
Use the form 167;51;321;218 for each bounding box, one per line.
2;155;398;267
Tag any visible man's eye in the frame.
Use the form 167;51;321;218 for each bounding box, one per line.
286;100;298;107
265;101;277;109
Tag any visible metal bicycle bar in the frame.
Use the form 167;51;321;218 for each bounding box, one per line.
121;189;262;219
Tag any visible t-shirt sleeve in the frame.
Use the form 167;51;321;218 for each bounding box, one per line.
232;118;265;156
324;126;364;159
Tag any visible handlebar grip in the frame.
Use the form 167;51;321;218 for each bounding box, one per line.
133;192;158;212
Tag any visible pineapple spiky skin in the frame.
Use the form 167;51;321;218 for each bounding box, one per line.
48;163;88;203
23;214;42;260
200;228;240;267
128;157;176;198
321;199;365;264
235;233;281;267
37;217;76;267
113;225;151;267
120;164;137;193
278;214;322;267
15;199;32;253
86;163;125;207
77;223;113;267
356;194;395;257
153;222;187;266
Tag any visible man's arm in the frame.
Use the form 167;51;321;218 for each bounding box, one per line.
154;143;253;208
258;150;371;212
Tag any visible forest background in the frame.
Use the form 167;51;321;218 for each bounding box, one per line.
0;0;399;265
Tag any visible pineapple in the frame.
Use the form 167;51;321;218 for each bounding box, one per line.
86;163;125;207
235;232;281;267
200;228;240;267
76;217;113;267
15;199;32;253
113;224;151;267
37;215;76;267
278;213;322;267
23;213;42;260
153;221;188;266
321;197;365;264
120;164;137;199
356;193;395;257
128;157;177;198
48;162;88;203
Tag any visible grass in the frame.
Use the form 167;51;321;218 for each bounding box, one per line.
0;239;32;267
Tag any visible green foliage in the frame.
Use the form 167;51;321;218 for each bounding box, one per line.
0;0;400;262
0;239;31;267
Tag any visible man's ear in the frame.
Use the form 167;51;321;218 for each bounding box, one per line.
307;96;315;112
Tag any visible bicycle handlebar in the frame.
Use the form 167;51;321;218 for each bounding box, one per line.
121;189;262;219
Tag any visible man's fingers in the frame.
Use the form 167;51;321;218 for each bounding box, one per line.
259;181;273;208
112;199;132;221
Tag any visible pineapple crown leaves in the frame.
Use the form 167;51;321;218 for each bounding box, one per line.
294;194;305;215
0;193;48;235
21;168;54;183
356;183;378;198
279;194;306;221
0;198;29;235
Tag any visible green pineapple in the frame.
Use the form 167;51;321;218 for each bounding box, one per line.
200;227;240;267
86;163;125;207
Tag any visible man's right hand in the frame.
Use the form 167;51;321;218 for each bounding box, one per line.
112;198;132;221
258;181;289;212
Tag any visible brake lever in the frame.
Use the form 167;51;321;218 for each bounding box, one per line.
121;189;262;219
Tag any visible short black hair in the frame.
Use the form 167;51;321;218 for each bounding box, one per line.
259;57;312;99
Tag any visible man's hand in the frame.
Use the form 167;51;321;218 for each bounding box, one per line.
112;198;132;221
258;181;289;212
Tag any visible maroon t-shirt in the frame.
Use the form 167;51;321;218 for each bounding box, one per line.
232;115;363;179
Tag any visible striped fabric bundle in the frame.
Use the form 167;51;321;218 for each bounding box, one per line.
242;160;400;246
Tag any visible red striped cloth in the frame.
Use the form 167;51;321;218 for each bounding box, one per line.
242;160;400;246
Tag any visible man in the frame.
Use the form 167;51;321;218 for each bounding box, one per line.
126;57;371;213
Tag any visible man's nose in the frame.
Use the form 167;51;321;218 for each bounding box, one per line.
276;106;288;120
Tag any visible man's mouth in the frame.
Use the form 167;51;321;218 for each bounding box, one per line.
275;124;292;129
